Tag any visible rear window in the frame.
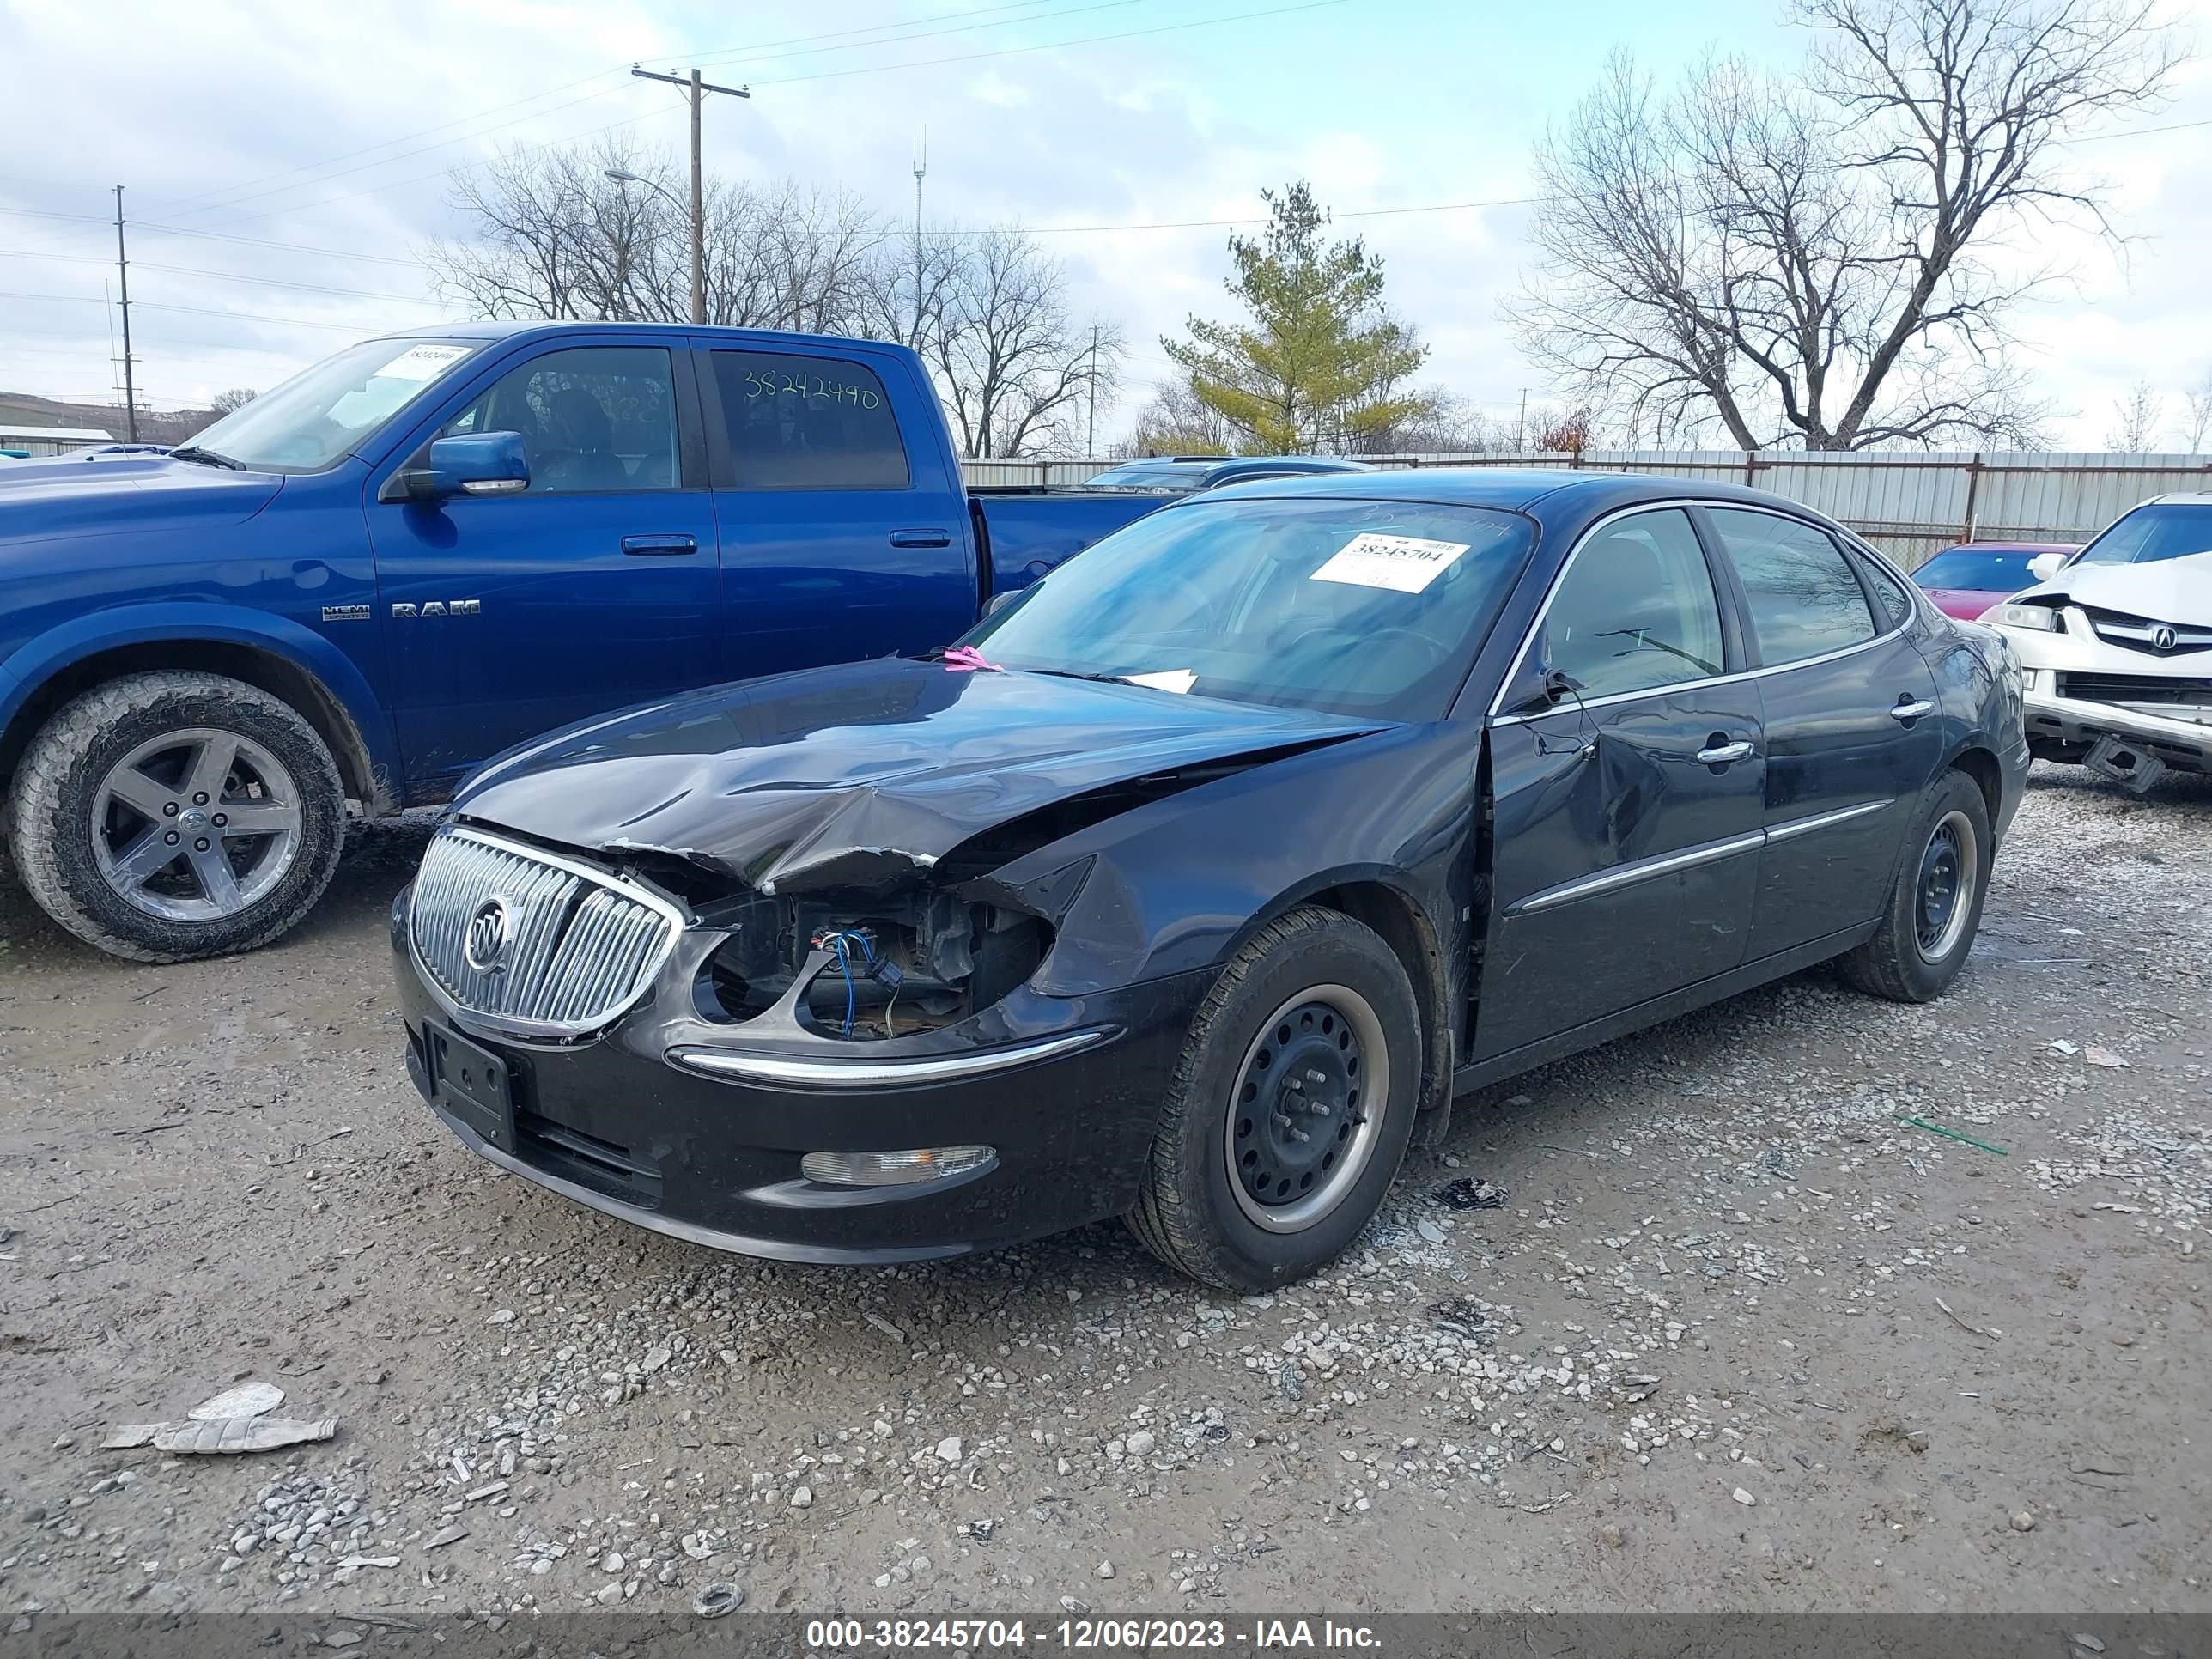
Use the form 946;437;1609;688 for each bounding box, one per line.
712;350;909;490
2075;502;2212;566
1912;549;2037;591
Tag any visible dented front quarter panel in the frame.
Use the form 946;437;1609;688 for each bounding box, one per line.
981;720;1480;1000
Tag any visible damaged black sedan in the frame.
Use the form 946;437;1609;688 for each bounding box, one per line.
391;472;2027;1290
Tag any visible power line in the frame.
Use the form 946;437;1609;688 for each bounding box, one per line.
0;247;426;302
747;0;1352;87
178;0;1358;234
690;0;1148;69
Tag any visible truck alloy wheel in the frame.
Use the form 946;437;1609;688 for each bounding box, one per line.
9;670;347;963
90;726;304;922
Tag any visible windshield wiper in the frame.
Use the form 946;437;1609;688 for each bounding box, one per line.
168;445;246;471
1022;667;1139;687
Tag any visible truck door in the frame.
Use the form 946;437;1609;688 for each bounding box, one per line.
696;341;975;678
367;339;719;799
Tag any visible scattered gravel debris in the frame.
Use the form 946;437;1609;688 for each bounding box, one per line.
1;770;2207;1615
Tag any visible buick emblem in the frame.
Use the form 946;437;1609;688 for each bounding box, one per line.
463;896;512;974
2152;624;2178;652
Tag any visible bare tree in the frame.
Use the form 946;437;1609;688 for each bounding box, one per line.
1119;376;1238;457
208;387;258;416
1511;2;2178;450
868;227;1121;458
427;138;884;331
2183;374;2212;453
2105;380;2165;452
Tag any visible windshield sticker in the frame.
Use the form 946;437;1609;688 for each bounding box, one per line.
1310;532;1471;594
379;343;473;384
1126;668;1197;694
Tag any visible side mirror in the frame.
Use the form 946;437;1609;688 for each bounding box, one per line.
984;589;1021;617
2027;551;2069;584
389;432;529;501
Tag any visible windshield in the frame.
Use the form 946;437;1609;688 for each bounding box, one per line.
2075;503;2212;567
1912;549;2037;591
185;337;484;472
963;496;1534;719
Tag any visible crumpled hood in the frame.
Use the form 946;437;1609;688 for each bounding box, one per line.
0;451;283;546
453;656;1386;893
2025;550;2212;624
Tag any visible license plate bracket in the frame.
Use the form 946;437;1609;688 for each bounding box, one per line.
428;1021;516;1154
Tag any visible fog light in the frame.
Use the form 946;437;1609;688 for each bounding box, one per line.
800;1146;995;1188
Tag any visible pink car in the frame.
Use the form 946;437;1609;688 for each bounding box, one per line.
1911;541;2081;621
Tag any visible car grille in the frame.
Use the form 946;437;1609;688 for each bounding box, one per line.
2057;673;2212;725
409;827;683;1038
2081;607;2212;655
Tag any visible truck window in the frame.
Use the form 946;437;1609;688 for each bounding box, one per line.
711;350;910;490
444;347;680;494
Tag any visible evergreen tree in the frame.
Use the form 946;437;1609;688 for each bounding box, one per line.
1164;181;1435;454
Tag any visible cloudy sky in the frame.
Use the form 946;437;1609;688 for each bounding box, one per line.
2;0;2208;448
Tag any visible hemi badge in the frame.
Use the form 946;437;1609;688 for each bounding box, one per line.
321;604;370;623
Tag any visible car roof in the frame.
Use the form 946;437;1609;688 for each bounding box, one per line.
1196;465;1831;518
362;319;909;352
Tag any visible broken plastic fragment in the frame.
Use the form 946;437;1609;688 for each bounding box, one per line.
188;1381;284;1421
939;644;1002;673
151;1415;337;1455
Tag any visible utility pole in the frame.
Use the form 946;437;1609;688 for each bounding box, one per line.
112;185;138;443
911;128;927;347
1085;325;1100;458
1516;388;1528;453
631;64;750;325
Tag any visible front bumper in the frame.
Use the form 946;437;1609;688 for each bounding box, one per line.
2021;672;2212;774
391;888;1210;1264
1992;609;2212;775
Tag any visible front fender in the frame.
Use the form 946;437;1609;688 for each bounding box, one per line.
0;601;398;800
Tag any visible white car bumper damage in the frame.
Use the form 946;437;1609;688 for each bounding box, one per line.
1987;552;2212;788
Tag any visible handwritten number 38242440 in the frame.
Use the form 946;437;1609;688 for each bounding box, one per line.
742;369;880;410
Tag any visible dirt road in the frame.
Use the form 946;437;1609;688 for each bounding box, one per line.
2;767;2206;1620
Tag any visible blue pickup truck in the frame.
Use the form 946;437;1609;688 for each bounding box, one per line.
0;322;1165;963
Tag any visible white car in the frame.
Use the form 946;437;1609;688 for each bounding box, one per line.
1980;494;2212;790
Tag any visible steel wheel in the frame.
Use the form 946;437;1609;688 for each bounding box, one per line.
1912;807;1977;963
90;726;303;922
1224;984;1390;1234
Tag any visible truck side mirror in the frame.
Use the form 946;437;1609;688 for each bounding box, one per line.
387;432;530;501
2027;551;2069;583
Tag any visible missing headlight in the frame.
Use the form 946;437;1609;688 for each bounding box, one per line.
694;889;1050;1040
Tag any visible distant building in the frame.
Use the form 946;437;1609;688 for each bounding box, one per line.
0;424;117;458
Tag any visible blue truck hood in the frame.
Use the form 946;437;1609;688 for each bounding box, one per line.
453;655;1384;893
0;450;284;546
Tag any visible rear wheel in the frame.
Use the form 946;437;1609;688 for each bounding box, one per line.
1836;770;1991;1003
9;671;346;963
1127;907;1421;1291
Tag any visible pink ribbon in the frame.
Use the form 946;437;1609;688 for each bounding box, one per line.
941;645;1003;673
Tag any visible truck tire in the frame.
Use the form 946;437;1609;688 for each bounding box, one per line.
8;671;346;963
1127;906;1422;1291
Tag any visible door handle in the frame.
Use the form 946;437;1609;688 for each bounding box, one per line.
889;527;952;549
1696;738;1755;765
1890;697;1936;722
621;533;697;556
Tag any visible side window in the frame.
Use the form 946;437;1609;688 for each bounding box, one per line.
1709;509;1877;665
442;347;678;494
712;350;910;489
1541;509;1726;698
1857;552;1913;629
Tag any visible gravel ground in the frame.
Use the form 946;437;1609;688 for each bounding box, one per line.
1;764;2206;1623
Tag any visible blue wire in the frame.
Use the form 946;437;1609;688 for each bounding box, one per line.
828;935;856;1036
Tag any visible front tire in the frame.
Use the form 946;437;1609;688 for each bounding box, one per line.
1127;907;1422;1291
8;671;346;963
1836;770;1991;1003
